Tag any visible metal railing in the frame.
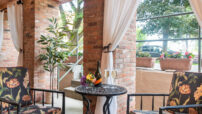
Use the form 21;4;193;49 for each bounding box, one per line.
57;42;83;90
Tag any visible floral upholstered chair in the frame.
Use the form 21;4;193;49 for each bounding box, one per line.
127;72;202;114
0;67;65;114
159;72;202;114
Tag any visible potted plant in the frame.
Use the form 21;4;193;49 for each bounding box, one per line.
136;52;156;68
37;18;68;103
159;52;194;71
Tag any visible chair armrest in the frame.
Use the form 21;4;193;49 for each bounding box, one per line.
30;88;64;94
159;104;202;114
30;88;65;114
127;93;169;114
0;97;21;114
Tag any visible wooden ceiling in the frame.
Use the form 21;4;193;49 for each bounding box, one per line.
0;0;16;9
0;0;10;6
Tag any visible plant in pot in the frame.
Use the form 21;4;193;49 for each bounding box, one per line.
159;52;194;71
136;51;156;68
66;52;83;64
37;18;68;103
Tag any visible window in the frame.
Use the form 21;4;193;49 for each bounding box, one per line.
136;0;201;72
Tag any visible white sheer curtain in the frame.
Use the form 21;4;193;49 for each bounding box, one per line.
0;11;4;51
189;0;202;27
95;0;140;114
7;3;23;66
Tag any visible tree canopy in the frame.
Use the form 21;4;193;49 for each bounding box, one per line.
137;0;199;51
59;0;83;46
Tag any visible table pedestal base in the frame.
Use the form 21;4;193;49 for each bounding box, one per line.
82;95;113;114
103;96;113;114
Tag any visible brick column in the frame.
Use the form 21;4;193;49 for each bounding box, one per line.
24;0;60;89
114;18;136;114
23;0;35;88
83;1;136;113
83;0;104;113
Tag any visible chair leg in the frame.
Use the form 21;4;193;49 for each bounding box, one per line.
159;108;163;114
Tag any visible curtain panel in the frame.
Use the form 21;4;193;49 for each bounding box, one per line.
95;0;140;114
0;11;4;51
7;3;23;66
189;0;202;27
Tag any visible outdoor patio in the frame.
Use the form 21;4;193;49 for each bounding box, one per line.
0;0;202;114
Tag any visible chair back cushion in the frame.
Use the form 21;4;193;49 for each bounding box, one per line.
167;72;202;113
0;67;32;110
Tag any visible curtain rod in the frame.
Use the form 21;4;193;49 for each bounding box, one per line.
0;8;7;12
0;0;23;12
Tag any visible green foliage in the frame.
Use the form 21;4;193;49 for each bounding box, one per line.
137;0;198;51
70;52;83;56
136;51;151;57
37;18;68;73
160;52;183;58
160;51;195;59
59;0;84;46
185;52;195;59
136;28;147;49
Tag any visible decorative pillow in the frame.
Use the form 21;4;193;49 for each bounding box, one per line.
0;67;32;110
167;72;202;113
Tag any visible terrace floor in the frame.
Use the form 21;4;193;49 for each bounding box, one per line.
42;94;83;114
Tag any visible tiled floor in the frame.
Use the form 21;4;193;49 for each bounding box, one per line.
47;94;83;114
64;97;83;114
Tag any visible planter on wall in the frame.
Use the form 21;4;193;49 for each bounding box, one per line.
136;57;156;68
160;58;192;71
65;56;83;64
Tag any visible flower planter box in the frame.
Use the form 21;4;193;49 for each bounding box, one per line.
160;58;192;71
136;57;156;68
65;56;83;64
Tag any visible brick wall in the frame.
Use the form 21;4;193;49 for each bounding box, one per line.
0;13;18;67
83;0;104;113
114;18;136;114
34;0;60;89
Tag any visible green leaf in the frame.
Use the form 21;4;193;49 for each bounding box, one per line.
3;94;13;100
16;88;21;102
183;97;190;105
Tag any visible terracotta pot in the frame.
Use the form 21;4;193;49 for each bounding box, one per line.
136;57;156;68
160;58;192;71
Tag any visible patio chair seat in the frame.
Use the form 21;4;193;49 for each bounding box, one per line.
3;105;61;114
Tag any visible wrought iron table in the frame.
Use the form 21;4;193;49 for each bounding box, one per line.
75;84;127;114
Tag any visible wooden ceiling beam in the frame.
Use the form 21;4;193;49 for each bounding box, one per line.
0;0;17;10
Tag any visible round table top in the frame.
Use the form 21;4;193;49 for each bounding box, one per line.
75;84;127;96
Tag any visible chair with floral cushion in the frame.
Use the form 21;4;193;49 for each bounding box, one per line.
127;72;202;114
0;67;65;114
